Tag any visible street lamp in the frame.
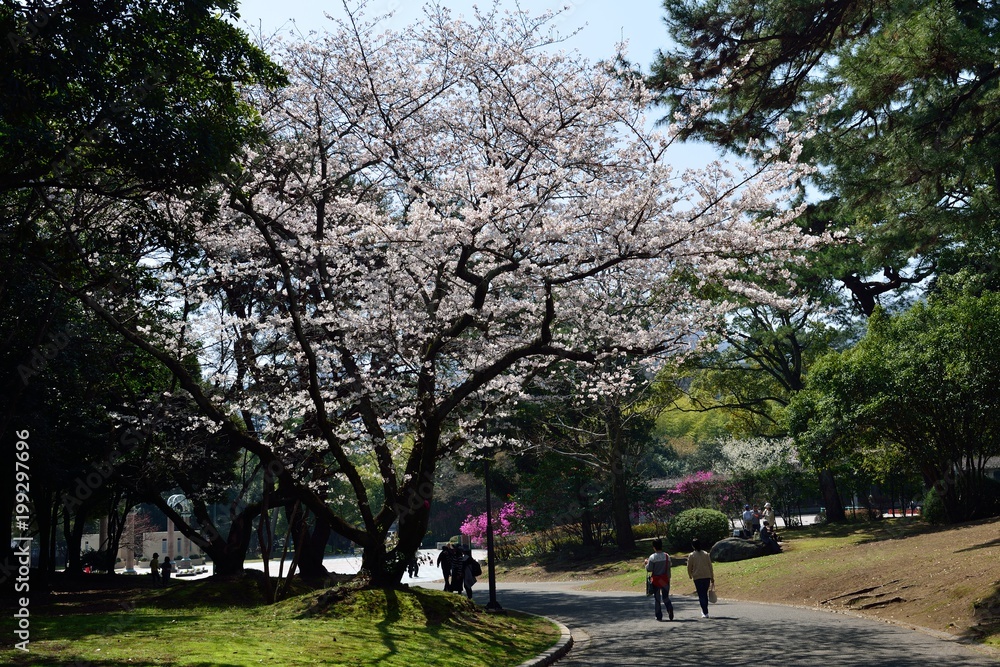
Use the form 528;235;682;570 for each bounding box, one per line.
483;458;503;612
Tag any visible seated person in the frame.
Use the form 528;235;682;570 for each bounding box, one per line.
760;520;781;554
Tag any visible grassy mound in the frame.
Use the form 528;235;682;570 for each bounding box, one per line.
1;577;558;666
280;585;468;626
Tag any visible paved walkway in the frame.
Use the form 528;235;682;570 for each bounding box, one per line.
462;582;998;666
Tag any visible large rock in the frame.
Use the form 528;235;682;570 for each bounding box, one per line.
710;537;768;563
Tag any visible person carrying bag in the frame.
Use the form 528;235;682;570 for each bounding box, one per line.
687;538;715;618
644;539;674;621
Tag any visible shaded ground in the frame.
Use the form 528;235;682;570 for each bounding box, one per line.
495;516;1000;648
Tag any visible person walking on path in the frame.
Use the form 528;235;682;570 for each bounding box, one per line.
687;538;715;618
450;546;467;593
149;553;161;587
644;538;673;621
160;556;172;587
437;544;453;591
461;546;481;599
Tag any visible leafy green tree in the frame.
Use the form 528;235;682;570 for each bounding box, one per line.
1;0;283;198
657;302;852;520
790;290;1000;523
0;287;175;583
1;0;281;582
513;446;612;550
507;360;668;551
678;304;844;434
648;0;1000;312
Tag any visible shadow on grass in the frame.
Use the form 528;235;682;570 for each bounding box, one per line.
414;604;557;666
373;587;403;661
293;586;551;666
955;537;1000;553
787;517;951;545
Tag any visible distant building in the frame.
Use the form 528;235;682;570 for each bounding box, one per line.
80;529;196;562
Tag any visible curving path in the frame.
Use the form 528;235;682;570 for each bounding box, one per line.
466;582;998;666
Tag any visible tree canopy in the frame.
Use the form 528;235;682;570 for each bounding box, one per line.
1;0;284;198
648;0;1000;313
65;4;818;584
789;289;1000;522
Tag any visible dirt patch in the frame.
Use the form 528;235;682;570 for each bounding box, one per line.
716;517;1000;644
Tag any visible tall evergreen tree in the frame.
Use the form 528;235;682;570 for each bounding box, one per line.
649;0;1000;312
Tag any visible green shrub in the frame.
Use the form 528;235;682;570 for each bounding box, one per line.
666;508;729;552
921;486;947;524
923;476;1000;524
632;522;663;541
981;476;1000;519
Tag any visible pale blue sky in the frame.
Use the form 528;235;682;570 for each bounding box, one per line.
233;0;719;169
236;0;669;66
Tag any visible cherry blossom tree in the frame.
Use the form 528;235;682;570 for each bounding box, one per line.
79;3;820;585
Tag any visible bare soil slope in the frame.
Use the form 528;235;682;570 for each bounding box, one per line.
704;517;999;645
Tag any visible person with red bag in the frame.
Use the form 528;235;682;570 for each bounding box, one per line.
644;539;673;621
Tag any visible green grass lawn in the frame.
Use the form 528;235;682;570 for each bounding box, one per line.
2;579;558;666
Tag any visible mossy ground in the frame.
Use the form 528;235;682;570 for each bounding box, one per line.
1;574;558;666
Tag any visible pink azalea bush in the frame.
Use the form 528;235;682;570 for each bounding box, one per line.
652;471;742;522
460;501;531;558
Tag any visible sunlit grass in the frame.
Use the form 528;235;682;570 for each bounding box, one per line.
1;582;558;666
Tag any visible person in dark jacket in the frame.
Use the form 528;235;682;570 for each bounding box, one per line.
760;520;782;554
160;557;172;587
149;553;161;587
449;546;466;593
461;546;480;599
437;544;454;591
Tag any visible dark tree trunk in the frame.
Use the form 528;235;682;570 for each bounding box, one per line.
289;506;330;578
103;491;133;575
579;499;595;548
611;438;635;551
65;511;87;574
373;425;440;587
819;469;846;522
204;503;260;577
34;492;53;578
150;495;261;578
360;540;404;587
